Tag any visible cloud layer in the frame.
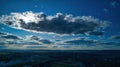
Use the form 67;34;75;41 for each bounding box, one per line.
0;31;119;50
0;32;52;46
64;38;98;45
0;11;110;35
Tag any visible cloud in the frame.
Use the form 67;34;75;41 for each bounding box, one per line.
0;32;22;47
26;45;47;49
18;41;42;45
0;42;6;45
0;11;110;35
64;38;98;45
110;35;120;40
0;45;8;49
85;31;104;36
0;35;20;40
0;32;42;46
100;42;120;46
25;35;53;44
39;39;53;44
26;35;40;40
0;33;50;48
0;32;7;35
0;31;119;50
0;32;21;40
22;35;53;45
63;36;120;45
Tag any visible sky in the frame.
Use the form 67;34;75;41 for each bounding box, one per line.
0;0;120;50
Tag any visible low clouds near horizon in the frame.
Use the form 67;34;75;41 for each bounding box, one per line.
0;31;119;50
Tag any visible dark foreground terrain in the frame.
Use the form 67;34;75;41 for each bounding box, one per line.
0;50;120;67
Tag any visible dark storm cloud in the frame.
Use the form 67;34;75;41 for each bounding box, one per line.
110;35;120;40
0;11;110;35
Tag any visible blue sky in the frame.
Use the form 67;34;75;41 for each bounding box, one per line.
0;0;120;50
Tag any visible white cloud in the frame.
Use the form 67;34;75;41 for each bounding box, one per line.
0;11;110;35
